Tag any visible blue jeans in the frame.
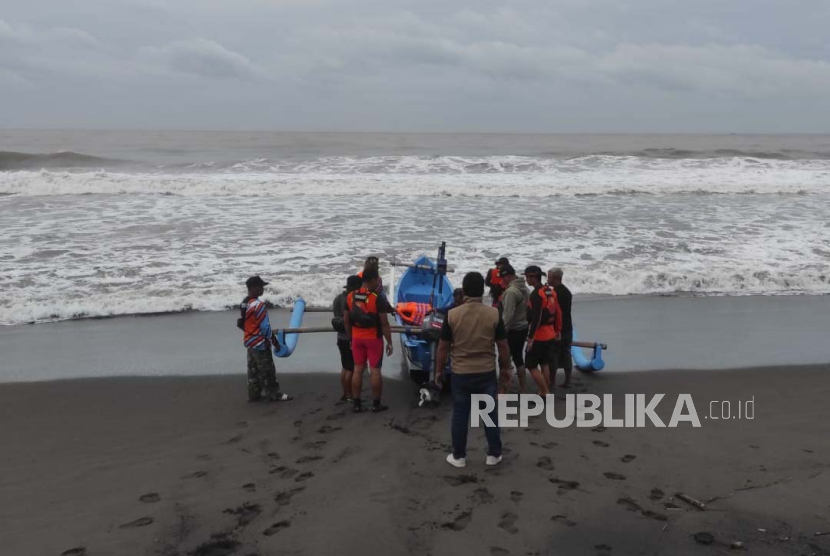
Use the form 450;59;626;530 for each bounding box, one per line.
451;371;501;459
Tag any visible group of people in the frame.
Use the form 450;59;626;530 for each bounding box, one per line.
486;257;574;396
238;254;574;469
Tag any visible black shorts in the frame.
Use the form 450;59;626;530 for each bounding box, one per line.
337;340;354;372
550;334;573;372
507;329;527;368
525;340;552;369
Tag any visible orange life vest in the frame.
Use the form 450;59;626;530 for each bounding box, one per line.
488;268;503;288
396;302;432;326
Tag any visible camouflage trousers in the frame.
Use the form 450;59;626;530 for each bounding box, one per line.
247;348;280;401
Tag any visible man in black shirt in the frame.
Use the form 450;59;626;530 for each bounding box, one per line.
548;267;573;387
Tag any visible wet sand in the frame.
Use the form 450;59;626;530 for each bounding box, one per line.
2;367;829;556
3;294;830;382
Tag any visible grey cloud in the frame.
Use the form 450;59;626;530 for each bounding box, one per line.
1;1;829;131
137;38;267;81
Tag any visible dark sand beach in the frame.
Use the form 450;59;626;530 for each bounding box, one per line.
2;366;829;556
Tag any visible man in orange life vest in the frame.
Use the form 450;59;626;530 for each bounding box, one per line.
522;265;563;397
484;257;509;307
344;268;394;413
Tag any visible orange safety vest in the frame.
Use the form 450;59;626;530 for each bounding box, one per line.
396;302;432;326
488;268;503;289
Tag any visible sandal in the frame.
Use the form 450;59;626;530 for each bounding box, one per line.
267;392;293;402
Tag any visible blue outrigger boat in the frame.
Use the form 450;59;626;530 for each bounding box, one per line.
392;246;454;384
272;241;606;379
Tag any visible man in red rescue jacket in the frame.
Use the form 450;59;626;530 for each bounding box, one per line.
344;268;394;413
522;265;562;397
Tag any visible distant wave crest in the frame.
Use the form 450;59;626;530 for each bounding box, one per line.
0;151;126;171
1;155;828;197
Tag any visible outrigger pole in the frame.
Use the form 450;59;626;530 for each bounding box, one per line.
273;325;607;350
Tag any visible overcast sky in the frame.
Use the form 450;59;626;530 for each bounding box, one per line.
1;0;829;132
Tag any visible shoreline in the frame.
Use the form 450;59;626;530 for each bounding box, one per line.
4;294;830;382
3;290;827;327
2;367;828;555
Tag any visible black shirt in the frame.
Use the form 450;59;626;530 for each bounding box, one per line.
553;284;573;335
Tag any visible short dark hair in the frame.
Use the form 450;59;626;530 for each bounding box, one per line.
362;268;380;282
462;271;485;298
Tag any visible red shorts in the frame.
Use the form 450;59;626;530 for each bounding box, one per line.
352;338;384;369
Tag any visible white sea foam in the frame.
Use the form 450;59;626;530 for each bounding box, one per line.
1;155;828;198
1;190;829;325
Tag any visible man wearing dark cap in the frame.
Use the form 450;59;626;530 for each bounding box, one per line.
485;257;510;308
498;264;529;393
333;275;362;403
241;276;292;402
522;266;562;397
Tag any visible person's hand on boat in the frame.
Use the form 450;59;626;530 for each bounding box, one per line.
386;341;394;356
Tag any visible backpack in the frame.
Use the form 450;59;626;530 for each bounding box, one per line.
237;296;252;330
331;293;347;332
540;286;558;327
349;290;380;329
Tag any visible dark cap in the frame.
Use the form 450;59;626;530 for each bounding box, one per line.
496;257;510;266
522;265;543;278
245;275;269;288
499;264;516;277
345;275;362;291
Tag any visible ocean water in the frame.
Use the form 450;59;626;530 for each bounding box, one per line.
1;131;829;325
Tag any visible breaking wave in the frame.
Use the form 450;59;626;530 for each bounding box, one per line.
1;155;828;197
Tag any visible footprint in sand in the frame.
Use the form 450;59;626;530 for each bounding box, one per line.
293;420;303;427
266;451;280;460
389;422;413;435
591;426;607;433
593;440;610;448
473;487;494;504
549;478;580;491
498;512;519;534
595;544;612;552
510;491;524;503
263;520;291;536
604;472;626;481
119;516;154;529
196;454;212;461
226;434;244;444
296;455;323;464
444;474;479;487
317;425;342;434
139;493;160;504
537;456;555;471
223;503;262;527
295;471;314;482
551;514;576;527
489;547;511;556
649;488;664;500
617;498;667;521
192;533;238;556
184;470;208;479
617;497;642;512
61;548;86;556
303;441;327;450
442;510;472;531
326;411;347;421
332;445;360;463
280;468;299;479
641;509;668;522
242;483;256;493
274;486;306;506
621;454;637;463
